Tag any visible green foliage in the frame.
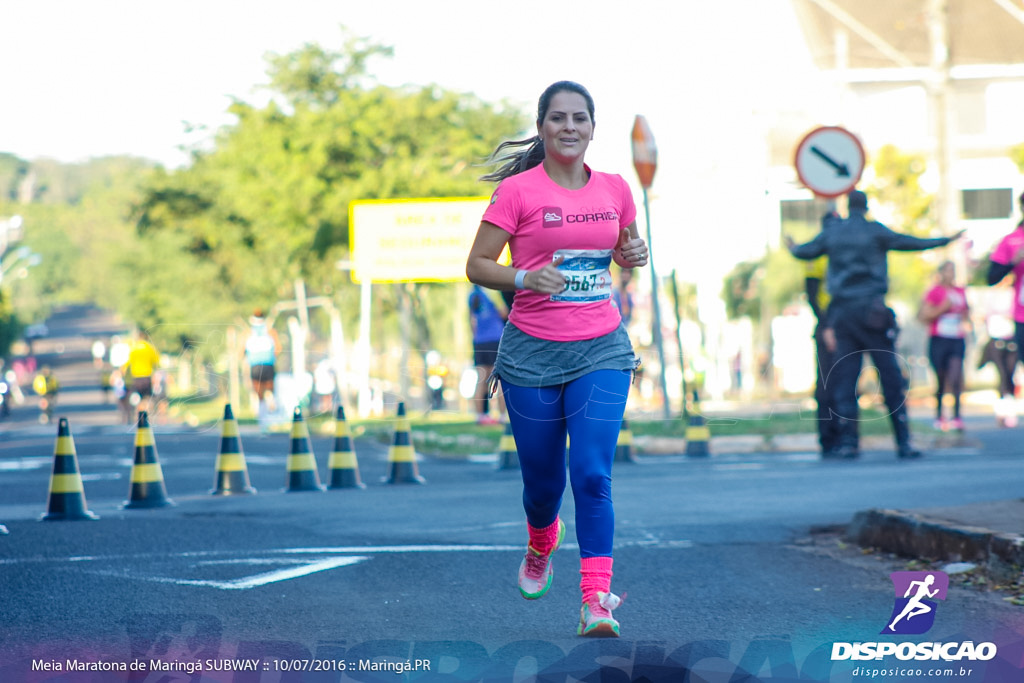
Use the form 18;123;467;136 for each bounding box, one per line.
722;217;821;323
0;290;20;354
2;27;528;371
0;153;30;202
722;259;764;321
1011;142;1024;175
127;27;525;361
868;145;946;305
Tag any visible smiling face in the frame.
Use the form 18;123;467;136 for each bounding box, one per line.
537;90;594;164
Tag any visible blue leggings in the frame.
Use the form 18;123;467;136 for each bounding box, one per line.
501;369;631;558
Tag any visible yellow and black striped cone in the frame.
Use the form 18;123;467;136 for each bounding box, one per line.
123;411;175;509
685;390;711;458
285;406;325;492
495;422;519;470
41;418;98;521
383;402;425;484
211;404;256;495
328;406;365;489
614;418;637;463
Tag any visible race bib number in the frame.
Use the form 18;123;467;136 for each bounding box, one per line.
935;313;962;338
551;249;613;303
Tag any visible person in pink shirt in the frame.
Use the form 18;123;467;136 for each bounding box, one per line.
466;81;648;638
918;261;971;431
987;191;1024;407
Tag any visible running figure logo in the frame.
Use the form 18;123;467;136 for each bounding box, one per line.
882;571;948;635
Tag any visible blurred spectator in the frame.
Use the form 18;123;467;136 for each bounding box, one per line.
32;366;59;424
612;268;635;328
313;358;336;414
468;284;507;425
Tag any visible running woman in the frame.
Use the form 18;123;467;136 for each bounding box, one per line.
918;261;971;431
466;81;648;637
987;190;1024;423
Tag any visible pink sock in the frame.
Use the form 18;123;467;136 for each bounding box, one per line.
528;517;561;555
580;556;614;605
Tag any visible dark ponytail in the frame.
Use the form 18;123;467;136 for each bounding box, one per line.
479;136;545;182
480;80;595;183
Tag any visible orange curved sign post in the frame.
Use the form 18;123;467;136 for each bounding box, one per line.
631;115;657;189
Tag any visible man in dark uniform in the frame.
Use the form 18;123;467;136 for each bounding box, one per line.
803;222;842;458
785;190;964;460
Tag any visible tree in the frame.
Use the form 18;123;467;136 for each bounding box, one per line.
0;153;29;202
129;27;526;369
868;145;945;304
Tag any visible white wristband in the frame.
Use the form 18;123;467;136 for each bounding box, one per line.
514;269;528;290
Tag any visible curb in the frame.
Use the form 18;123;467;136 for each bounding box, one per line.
846;508;1024;582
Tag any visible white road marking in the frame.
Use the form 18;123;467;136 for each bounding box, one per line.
0;457;52;471
80;472;123;481
146;556;368;589
713;463;766;471
2;539;695;590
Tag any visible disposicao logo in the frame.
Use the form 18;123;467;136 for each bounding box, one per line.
830;570;997;663
883;571;947;635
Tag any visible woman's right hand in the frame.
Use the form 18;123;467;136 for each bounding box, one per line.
522;255;568;295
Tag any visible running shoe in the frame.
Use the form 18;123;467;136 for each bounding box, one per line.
578;591;623;637
949;417;964;432
933;418;947;432
518;518;566;599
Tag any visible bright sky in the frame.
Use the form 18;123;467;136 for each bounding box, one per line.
1;0;830;275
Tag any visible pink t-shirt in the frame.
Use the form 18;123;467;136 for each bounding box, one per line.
482;164;637;341
923;284;968;338
991;224;1024;322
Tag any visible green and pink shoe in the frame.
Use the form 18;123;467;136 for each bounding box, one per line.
517;518;566;599
578;591;623;637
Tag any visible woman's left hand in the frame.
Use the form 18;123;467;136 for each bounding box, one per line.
614;228;648;268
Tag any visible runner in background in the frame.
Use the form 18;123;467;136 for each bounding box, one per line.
245;310;281;434
122;329;160;419
918;261;971;432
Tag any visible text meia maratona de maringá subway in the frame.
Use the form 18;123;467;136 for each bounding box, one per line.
31;659;256;674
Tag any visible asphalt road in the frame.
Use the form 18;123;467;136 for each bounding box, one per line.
1;306;1023;682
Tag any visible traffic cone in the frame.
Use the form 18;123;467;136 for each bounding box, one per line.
211;404;256;495
615;418;637;463
685;390;711;458
285;406;325;492
328;406;365;489
495;422;519;470
123;411;175;508
41;418;98;521
383;402;425;484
